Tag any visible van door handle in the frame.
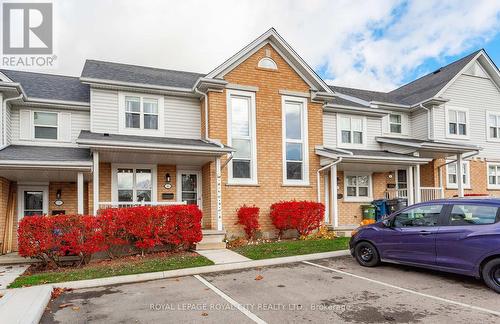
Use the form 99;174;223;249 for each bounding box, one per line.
419;230;432;236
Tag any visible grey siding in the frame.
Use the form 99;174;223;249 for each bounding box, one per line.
323;112;336;148
91;89;119;134
410;109;428;140
438;72;500;159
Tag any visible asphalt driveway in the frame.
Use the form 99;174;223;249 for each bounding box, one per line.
42;256;500;323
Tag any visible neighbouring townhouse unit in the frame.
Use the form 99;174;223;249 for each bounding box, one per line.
0;28;499;252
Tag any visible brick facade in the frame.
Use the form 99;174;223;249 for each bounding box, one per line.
203;44;325;238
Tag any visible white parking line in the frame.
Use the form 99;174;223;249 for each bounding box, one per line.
193;275;267;324
302;260;500;317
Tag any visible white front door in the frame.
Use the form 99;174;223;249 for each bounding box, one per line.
17;185;49;220
177;171;202;207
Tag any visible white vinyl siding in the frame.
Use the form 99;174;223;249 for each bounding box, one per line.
435;69;500;160
322;112;336;148
324;112;382;149
90;89;201;139
11;107;89;145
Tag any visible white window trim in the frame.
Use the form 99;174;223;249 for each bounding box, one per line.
336;114;367;149
17;185;49;221
226;89;258;185
445;106;470;139
446;160;470;189
487;162;500;190
389;113;403;134
111;164;157;203
282;95;309;186
118;92;164;136
343;172;373;202
257;57;278;70
486;111;500;142
32;110;59;142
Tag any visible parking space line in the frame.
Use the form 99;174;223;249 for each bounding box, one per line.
193;275;267;324
302;261;500;317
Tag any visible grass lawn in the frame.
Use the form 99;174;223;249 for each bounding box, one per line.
9;252;213;288
232;237;350;260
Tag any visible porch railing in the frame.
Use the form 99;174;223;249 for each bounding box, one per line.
420;187;444;202
384;188;408;199
98;201;187;210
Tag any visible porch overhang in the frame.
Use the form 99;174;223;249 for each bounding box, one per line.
376;137;481;158
316;146;432;172
76;131;233;156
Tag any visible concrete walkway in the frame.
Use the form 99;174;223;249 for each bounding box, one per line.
196;248;250;264
0;285;52;324
0;264;29;290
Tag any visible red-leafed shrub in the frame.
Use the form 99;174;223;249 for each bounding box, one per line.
270;201;325;237
235;205;260;239
17;205;204;266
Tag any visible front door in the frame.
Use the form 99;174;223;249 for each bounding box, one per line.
18;186;48;220
377;203;444;265
177;171;201;207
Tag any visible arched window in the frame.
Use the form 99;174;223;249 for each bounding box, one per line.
257;57;277;70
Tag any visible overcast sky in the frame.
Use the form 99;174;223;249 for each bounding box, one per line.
19;0;500;91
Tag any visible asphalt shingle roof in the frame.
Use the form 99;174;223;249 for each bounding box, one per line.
330;49;482;107
0;69;90;103
81;60;205;89
0;145;91;161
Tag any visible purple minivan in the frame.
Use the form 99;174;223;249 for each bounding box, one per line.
349;198;500;293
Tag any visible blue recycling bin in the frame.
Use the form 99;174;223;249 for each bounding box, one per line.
371;199;388;221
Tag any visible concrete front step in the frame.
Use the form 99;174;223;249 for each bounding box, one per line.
327;224;358;238
195;230;227;250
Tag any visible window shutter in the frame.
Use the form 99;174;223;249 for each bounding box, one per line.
59;112;72;142
19;109;31;140
382;114;389;134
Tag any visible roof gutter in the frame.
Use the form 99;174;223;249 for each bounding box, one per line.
317;157;342;202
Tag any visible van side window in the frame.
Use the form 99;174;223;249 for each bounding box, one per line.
393;204;443;228
448;205;499;225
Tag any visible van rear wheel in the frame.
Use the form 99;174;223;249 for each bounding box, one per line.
354;241;380;267
482;258;500;293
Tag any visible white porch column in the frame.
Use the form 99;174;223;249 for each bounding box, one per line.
330;164;338;228
92;151;99;215
415;164;421;203
324;173;330;223
457;153;464;197
407;166;414;205
215;157;223;230
77;172;84;214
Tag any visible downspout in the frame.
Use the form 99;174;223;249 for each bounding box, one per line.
194;88;224;148
1;94;23;149
317;157;343;202
418;104;432;140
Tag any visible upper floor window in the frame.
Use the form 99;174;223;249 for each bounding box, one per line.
389;114;402;134
33;112;58;140
338;114;365;147
446;160;470;189
227;90;257;184
282;96;308;184
488;163;500;189
487;112;500;141
446;107;468;138
118;93;164;135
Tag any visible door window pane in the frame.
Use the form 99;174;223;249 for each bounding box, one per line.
394;205;443;227
285;103;301;139
181;174;198;205
24;191;43;216
449;205;498;225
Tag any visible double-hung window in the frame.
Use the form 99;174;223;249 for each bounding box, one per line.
446;161;470;188
115;166;155;203
447;107;468;137
33;112;58;140
345;173;372;201
227;90;256;184
282;96;308;184
125;96;158;130
389;114;402;134
338;115;365;147
488;163;500;189
487;112;500;141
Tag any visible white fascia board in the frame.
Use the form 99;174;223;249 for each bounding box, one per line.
0;72;13;82
324;105;387;117
316;148;431;163
25;97;90;108
375;137;423;148
0;160;92;170
80;77;194;93
77;139;233;154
